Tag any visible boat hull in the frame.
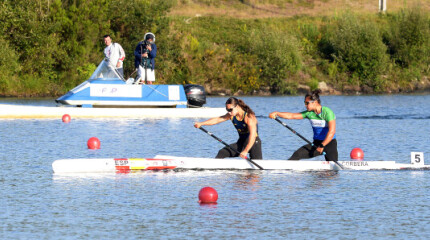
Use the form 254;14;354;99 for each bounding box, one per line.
56;81;189;108
51;155;430;173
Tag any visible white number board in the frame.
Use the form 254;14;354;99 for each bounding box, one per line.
410;152;424;165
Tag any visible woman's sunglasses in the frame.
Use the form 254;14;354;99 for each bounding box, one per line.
226;107;235;112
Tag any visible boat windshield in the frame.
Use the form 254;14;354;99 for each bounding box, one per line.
89;60;122;80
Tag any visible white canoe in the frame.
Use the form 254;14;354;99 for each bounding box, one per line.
52;155;430;173
0;104;226;119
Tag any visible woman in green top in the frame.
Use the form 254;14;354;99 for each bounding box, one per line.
269;89;338;161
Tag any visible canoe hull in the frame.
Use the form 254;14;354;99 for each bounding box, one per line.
51;155;430;173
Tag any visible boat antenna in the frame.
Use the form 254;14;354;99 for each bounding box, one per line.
273;117;343;169
126;69;137;81
198;126;264;170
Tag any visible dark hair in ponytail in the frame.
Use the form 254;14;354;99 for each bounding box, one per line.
225;97;255;116
305;89;322;104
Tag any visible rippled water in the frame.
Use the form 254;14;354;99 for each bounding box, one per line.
1;95;430;239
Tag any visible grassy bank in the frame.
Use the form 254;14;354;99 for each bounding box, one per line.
1;0;429;96
160;8;430;94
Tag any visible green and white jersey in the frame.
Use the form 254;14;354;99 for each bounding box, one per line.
301;106;336;141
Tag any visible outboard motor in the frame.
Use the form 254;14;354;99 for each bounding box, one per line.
184;84;206;107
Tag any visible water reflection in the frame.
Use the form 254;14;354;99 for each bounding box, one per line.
233;171;261;191
52;173;118;181
199;202;218;208
307;170;339;189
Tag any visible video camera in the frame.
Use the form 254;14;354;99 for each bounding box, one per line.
141;40;151;56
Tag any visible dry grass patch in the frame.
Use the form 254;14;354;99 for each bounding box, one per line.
169;0;430;18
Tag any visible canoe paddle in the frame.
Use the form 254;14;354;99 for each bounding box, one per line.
198;126;264;170
274;117;343;169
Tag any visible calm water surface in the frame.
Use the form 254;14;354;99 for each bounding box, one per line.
1;95;430;239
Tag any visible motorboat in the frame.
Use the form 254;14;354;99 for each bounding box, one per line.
56;60;207;108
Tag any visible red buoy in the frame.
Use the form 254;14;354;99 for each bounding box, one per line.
62;114;71;123
198;187;218;203
87;137;101;149
350;148;364;160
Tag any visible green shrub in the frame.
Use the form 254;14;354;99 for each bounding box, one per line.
384;8;430;68
0;37;21;95
246;28;302;93
318;13;389;90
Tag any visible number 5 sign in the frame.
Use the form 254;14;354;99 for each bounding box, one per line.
410;152;424;165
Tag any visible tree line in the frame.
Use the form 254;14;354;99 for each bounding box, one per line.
0;0;429;96
0;0;172;96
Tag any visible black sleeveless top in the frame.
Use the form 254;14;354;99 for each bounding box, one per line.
232;112;258;138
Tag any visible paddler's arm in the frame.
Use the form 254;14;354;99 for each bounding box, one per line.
194;114;230;128
240;115;258;159
317;119;336;154
269;111;303;120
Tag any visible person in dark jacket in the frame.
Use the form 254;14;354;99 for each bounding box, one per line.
134;32;157;84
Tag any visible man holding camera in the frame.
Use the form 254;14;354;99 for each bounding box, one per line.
134;32;157;84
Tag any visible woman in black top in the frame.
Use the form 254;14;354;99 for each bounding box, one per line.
194;97;262;159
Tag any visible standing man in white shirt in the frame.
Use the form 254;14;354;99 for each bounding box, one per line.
103;35;125;78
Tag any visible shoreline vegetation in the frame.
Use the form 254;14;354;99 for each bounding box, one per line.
1;0;429;97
